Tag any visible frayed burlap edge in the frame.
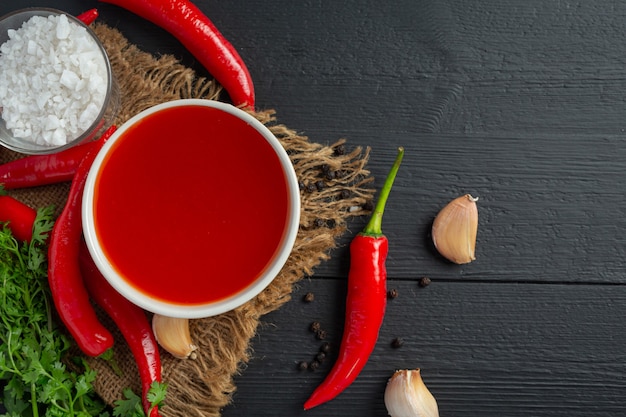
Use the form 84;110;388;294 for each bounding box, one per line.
1;23;376;417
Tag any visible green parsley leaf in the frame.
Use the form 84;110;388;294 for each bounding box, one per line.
0;206;109;416
113;389;144;417
1;201;167;417
146;381;168;408
111;382;168;417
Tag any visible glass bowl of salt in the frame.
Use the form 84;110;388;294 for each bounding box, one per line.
0;8;120;155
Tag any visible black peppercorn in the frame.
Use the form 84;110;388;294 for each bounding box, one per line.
309;360;320;371
309;321;321;333
315;180;326;191
333;143;346;156
316;329;328;340
340;189;351;199
314;218;326;228
315;352;326;362
391;337;404;348
303;292;315;303
419;277;432;287
306;183;317;193
320;342;331;353
387;288;399;299
298;361;309;370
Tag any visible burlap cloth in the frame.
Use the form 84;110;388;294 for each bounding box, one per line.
0;23;375;416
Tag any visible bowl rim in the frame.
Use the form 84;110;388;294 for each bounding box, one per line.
82;99;301;318
0;7;116;155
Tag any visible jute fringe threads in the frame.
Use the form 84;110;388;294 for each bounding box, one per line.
0;23;375;417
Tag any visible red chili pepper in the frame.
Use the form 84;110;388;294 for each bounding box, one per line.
99;0;255;109
79;242;163;417
76;8;99;25
0;195;37;242
304;147;404;410
0;141;94;190
48;125;117;357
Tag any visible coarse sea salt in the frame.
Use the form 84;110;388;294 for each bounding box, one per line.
0;14;108;147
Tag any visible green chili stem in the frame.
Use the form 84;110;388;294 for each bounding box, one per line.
361;147;404;236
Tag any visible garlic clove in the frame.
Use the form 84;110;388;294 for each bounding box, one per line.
431;194;478;264
152;314;198;359
384;369;439;417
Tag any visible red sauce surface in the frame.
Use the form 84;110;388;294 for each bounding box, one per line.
94;105;290;305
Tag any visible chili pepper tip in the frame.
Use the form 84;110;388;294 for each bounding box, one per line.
76;8;99;26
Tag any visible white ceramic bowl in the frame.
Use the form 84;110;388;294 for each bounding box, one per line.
0;8;119;154
82;99;300;318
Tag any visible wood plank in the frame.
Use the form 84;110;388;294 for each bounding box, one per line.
223;278;626;417
311;132;626;284
5;0;621;280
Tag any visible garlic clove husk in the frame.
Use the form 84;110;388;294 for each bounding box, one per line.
431;193;478;264
384;369;439;417
152;314;198;359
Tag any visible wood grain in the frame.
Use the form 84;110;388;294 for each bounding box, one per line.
1;0;626;415
225;279;626;416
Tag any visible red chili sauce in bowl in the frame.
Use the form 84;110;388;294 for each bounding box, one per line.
83;100;300;318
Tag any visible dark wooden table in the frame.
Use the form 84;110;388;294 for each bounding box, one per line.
3;1;626;416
